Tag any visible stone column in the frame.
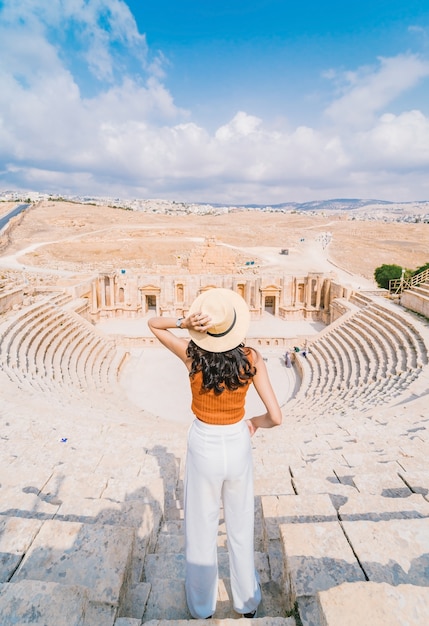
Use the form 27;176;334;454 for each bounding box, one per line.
101;277;106;308
315;276;322;309
109;275;115;308
274;290;279;317
306;277;312;307
91;280;98;314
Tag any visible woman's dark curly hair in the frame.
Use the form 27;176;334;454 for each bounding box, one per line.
186;340;256;395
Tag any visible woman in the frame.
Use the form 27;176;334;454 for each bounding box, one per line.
148;288;282;619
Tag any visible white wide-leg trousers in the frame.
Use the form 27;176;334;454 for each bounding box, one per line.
184;418;261;619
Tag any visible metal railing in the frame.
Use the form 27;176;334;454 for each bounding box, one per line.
389;267;429;294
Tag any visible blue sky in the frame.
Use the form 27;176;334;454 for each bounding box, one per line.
0;0;429;203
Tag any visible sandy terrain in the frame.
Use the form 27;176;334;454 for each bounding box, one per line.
1;201;428;285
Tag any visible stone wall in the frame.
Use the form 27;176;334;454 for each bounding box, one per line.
0;283;23;314
401;285;429;318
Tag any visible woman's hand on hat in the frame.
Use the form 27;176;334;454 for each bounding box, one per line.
187;312;212;333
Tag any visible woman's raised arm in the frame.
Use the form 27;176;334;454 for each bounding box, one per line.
148;311;212;364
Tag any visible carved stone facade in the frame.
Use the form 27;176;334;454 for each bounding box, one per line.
90;269;348;325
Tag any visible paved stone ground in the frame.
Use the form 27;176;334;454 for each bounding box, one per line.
1;300;429;624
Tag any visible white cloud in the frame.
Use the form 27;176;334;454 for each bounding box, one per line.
216;112;262;140
0;2;429;203
324;54;429;129
0;0;149;84
353;110;429;167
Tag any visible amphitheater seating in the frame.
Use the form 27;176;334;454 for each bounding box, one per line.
290;294;429;416
0;294;127;397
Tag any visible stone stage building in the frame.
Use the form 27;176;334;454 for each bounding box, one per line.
89;270;350;327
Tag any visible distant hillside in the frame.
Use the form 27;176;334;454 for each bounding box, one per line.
237;198;419;211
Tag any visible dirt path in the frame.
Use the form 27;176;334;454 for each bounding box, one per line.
1;200;427;282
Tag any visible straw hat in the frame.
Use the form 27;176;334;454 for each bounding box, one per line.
188;288;250;352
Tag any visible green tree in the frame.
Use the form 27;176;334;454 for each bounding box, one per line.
413;262;429;276
374;264;405;289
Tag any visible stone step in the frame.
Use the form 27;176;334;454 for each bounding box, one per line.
0;516;44;583
341;517;429;586
261;494;339;542
0;579;116;626
11;519;134;608
279;520;366;612
316;581;429;626
338;492;429;521
117;581;151;622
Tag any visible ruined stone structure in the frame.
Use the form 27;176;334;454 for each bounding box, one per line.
89;269;349;327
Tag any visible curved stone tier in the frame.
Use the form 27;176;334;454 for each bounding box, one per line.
290;295;429;416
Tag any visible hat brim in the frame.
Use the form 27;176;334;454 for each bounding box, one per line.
188;288;250;352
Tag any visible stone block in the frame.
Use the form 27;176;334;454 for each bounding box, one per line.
85;601;117;626
143;577;190;621
266;539;284;586
55;497;161;571
351;472;412;497
144;552;186;582
338;493;429;521
0;461;55;492
0;516;43;582
292;476;357;498
118;581;151;620
94;452;144;479
253;456;293;482
399;470;429;496
0;579;89;626
55;495;159;530
102;476;165;510
262;494;337;540
43;471;107;500
317;581;429;626
13;519;134;605
279;521;365;610
0;485;60;519
342;518;429;585
255;476;296;496
297;595;323;626
255;551;271;584
398;457;429;472
155;531;184;553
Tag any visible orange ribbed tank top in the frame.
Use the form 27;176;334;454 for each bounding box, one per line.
189;353;253;425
